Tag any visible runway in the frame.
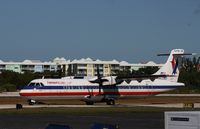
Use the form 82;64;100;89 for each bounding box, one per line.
0;104;123;109
1;102;200;110
1;92;200;109
1;92;200;129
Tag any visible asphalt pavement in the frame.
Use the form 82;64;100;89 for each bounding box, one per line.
0;112;164;129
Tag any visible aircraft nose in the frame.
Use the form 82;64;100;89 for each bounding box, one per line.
19;88;26;96
19;90;23;96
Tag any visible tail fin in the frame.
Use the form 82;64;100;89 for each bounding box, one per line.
154;49;185;82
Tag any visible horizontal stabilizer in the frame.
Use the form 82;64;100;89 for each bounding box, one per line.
157;53;195;56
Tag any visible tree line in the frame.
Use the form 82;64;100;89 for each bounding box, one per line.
0;71;60;92
177;57;200;93
0;57;199;93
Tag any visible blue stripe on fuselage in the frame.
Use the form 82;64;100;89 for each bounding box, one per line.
22;85;180;90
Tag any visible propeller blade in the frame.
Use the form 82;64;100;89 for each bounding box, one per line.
96;64;102;94
96;64;101;79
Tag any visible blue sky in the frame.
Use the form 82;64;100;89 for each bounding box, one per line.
0;0;199;63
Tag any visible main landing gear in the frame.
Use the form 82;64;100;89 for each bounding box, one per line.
85;101;94;105
28;99;36;105
84;98;116;105
106;99;115;105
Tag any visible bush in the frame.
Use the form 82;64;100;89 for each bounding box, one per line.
0;83;16;92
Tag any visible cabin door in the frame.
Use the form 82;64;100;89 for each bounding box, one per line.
145;80;152;95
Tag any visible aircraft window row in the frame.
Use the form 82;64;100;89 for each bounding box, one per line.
64;86;99;89
28;83;44;86
118;86;145;89
63;86;148;90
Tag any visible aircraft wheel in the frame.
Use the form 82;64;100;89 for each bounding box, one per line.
29;102;34;105
85;101;94;105
106;100;115;105
28;99;36;105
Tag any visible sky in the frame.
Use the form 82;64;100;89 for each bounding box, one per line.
0;0;199;63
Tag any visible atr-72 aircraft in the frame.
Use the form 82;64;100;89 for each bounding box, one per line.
19;49;191;105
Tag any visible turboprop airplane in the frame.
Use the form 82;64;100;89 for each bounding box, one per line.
19;49;191;105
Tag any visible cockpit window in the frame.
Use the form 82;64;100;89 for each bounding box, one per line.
35;83;40;86
28;83;36;86
28;82;44;86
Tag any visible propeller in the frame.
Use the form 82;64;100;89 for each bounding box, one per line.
97;65;102;94
89;64;108;94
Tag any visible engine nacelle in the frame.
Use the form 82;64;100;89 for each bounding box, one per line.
101;76;117;85
89;76;123;86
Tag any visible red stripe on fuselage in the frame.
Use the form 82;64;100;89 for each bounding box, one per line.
20;92;160;97
171;57;176;69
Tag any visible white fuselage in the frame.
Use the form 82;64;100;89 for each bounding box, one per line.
19;77;184;100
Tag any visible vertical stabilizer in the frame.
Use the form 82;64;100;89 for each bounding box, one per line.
154;49;185;82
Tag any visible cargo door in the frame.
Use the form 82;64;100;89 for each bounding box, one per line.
145;80;152;96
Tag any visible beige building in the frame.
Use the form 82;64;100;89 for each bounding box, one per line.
0;60;58;73
65;58;120;77
53;58;163;77
0;58;163;77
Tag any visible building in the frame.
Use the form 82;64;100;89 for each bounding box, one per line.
0;60;58;73
129;61;163;71
0;58;163;76
67;58;120;77
54;58;163;76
